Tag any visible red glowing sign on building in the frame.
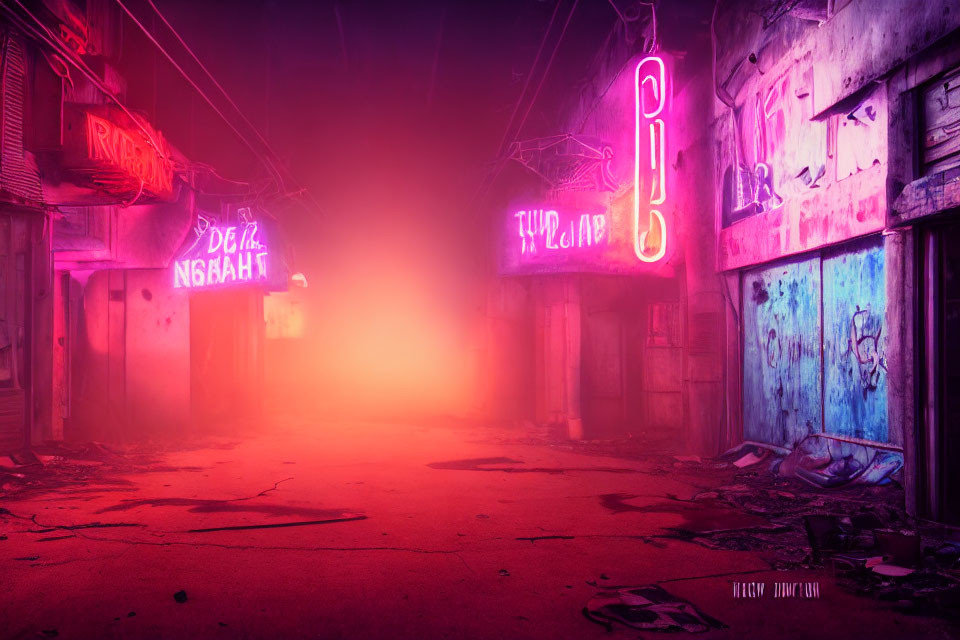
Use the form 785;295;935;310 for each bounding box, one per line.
174;218;269;289
84;112;174;200
634;55;667;263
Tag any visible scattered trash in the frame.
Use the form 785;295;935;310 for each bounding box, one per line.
733;448;771;469
583;584;726;633
871;564;915;577
475;514;489;519
498;569;510;577
516;535;574;542
428;457;639;474
127;612;136;617
173;590;188;603
10;450;40;466
40;629;58;637
874;529;921;566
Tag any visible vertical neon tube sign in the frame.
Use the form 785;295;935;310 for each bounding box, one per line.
634;56;667;262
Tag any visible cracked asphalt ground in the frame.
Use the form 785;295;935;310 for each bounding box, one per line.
1;419;957;639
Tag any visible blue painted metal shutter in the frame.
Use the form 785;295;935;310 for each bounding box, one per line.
822;241;889;443
742;256;822;447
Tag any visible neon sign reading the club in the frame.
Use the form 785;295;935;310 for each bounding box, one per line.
514;209;607;255
634;55;667;263
174;219;268;289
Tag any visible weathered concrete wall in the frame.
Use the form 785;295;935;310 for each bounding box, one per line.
69;269;190;441
124;270;190;436
714;8;890;270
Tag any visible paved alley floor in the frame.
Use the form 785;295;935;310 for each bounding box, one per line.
1;418;957;639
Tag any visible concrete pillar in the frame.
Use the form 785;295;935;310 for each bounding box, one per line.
564;277;582;440
30;213;54;445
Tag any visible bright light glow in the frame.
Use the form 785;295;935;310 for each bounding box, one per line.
634;56;668;263
174;221;269;289
85;112;173;199
514;209;607;256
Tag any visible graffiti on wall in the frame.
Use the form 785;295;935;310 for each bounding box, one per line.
850;307;887;393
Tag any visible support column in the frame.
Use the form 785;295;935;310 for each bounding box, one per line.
564;277;582;440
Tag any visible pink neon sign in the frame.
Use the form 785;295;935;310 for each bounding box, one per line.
634;55;667;263
174;220;268;289
514;208;607;255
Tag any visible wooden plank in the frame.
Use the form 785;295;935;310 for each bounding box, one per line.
892;167;960;223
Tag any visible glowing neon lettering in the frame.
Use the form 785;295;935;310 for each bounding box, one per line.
513;208;607;257
174;260;190;288
224;227;238;254
208;226;223;253
174;221;269;289
634;56;668;263
84;112;174;199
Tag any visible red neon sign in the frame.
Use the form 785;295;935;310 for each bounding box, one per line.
85;112;174;200
174;220;268;289
634;56;667;263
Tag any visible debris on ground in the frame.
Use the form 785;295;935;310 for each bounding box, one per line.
173;590;188;603
582;584;726;633
540;427;960;618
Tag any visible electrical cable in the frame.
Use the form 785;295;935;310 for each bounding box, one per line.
0;0;168;156
132;0;327;217
113;0;287;189
142;0;285;176
493;0;562;160
473;0;580;214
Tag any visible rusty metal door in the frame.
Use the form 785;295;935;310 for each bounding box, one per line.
582;309;624;436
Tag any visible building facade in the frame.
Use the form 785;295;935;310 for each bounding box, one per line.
486;0;960;526
0;0;285;452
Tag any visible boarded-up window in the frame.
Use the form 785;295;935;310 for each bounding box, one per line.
922;66;960;175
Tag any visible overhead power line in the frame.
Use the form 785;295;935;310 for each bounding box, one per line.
114;0;325;216
113;0;286;186
0;0;168;158
472;0;580;215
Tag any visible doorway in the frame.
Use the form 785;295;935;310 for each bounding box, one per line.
921;222;960;524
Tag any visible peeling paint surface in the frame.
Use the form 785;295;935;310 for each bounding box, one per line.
823;241;888;443
742;256;822;446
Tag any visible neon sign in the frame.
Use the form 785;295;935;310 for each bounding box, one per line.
85;112;174;200
174;218;268;289
634;55;668;262
514;208;607;255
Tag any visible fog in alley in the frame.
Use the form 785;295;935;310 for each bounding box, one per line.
3;1;960;639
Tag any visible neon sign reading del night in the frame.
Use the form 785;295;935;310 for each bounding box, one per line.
174;220;269;289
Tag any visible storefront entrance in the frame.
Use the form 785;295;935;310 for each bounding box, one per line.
921;222;960;524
